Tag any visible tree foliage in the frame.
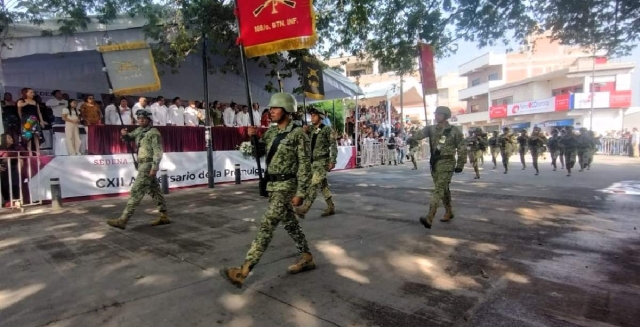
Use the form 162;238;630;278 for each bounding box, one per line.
2;0;638;92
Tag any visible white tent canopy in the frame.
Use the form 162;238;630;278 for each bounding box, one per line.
0;16;363;104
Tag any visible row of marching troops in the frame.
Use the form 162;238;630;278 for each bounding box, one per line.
464;126;601;178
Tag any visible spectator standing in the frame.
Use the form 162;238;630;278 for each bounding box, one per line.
236;105;250;127
168;97;185;126
631;127;639;158
45;90;68;124
150;96;169;126
80;94;103;126
223;102;236;127
62;99;82;155
184;101;200;127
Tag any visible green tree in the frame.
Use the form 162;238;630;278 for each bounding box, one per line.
313;99;356;133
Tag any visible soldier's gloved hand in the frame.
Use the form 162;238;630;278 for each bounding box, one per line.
454;168;463;173
291;196;303;206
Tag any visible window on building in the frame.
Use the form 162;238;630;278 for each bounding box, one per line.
471;78;481;86
552;85;584;96
492;96;513;106
590;82;616;92
470;104;480;113
488;73;500;81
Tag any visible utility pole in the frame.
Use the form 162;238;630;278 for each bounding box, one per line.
202;30;215;188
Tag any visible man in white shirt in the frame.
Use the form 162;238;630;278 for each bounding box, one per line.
108;97;134;125
184;101;200;127
223;102;237;127
132;97;148;114
45;90;68;124
251;103;262;126
150;96;169;126
103;96;118;125
236;105;250;127
168;97;185;126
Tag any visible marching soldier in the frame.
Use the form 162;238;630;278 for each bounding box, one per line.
577;127;595;172
407;136;420;170
107;108;170;229
498;127;516;174
528;126;548;176
517;129;529;170
466;128;487;179
408;106;466;229
587;131;600;169
547;129;561;171
294;108;337;219
387;133;397;165
488;131;500;169
559;126;579;177
221;93;315;288
558;129;566;169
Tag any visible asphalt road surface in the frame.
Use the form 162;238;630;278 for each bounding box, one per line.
1;155;639;327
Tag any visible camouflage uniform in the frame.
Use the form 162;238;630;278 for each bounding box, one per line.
297;118;338;218
221;93;315;288
498;128;516;174
488;131;500;169
547;130;561;171
411;107;466;229
577;128;595;171
465;129;487;179
528;127;548;175
517;131;529;169
559;127;579;176
407;137;420;170
108;110;169;229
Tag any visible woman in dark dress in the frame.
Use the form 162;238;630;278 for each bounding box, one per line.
0;134;24;207
2;92;20;141
17;88;47;155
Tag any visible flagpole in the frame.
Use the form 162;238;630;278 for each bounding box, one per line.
332;99;336;127
234;0;266;196
301;60;308;124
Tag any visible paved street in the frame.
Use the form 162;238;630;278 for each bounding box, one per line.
1;155;640;327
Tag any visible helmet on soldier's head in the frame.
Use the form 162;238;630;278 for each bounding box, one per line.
521;129;527;133
309;107;326;118
492;130;499;135
565;125;574;131
434;106;452;119
136;108;153;119
473;128;483;134
503;126;511;132
533;126;541;132
551;129;559;135
268;92;297;113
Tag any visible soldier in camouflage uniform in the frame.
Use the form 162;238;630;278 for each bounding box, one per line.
107;108;170;229
528;126;548;176
465;128;487;179
294;108;338;219
407;135;420;170
517;129;529;170
547;129;561;171
221;93;314;288
408;106;466;229
559;126;579;177
498;127;516;174
488;131;500;169
577;127;595;172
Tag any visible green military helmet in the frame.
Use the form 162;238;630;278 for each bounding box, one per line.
551;129;559;135
136;107;153;119
268;92;297;113
502;126;511;132
309;107;326;118
533;126;541;132
492;130;499;136
434;106;452;119
474;127;484;134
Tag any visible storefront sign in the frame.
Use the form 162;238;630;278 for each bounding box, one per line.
573;92;610;109
554;94;571;111
538;119;574;128
489;105;507;119
505;122;531;130
507;97;555;116
609;90;632;108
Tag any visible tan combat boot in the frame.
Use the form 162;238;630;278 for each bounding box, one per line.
151;212;171;226
419;206;437;229
220;261;252;288
320;198;336;217
107;218;126;230
288;252;317;274
441;204;455;222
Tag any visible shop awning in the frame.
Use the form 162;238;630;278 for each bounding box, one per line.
535;119;574;128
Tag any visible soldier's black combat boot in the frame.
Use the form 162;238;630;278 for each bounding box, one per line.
419;206;437;229
107;218;127;230
321;198;336;217
288;252;316;274
151;212;171;226
220;261;252;288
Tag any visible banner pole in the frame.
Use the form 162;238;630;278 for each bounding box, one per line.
202;30;215;188
301;60;308;124
418;44;430;126
234;0;266;196
332;99;336;127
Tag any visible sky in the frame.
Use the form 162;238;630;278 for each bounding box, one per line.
434;40;640;106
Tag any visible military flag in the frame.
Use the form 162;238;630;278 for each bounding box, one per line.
418;43;437;96
302;56;325;100
237;0;318;58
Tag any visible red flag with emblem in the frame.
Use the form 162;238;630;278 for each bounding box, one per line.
418;43;437;95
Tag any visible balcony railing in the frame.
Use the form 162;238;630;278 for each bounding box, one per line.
459;53;506;76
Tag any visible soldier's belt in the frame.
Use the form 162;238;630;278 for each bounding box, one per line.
312;154;330;161
439;155;455;159
138;158;154;164
267;173;296;182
